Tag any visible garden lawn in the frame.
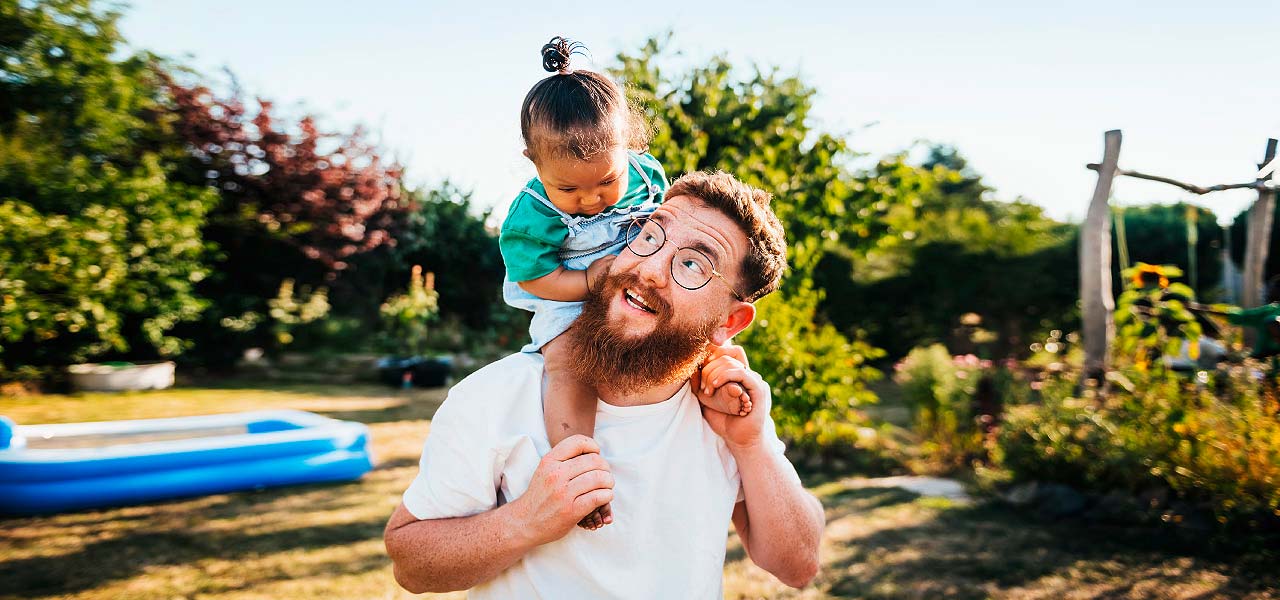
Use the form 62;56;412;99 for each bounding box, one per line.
1;381;1276;599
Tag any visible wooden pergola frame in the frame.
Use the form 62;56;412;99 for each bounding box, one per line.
1079;130;1278;380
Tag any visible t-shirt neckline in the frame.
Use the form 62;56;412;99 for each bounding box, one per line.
595;381;690;418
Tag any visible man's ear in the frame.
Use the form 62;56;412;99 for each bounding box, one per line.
710;301;756;346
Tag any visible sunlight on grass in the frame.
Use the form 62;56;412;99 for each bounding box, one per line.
3;383;1276;599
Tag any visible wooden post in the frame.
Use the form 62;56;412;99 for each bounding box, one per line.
1242;139;1279;310
1081;130;1122;381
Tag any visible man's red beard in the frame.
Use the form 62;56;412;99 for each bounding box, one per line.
566;271;717;396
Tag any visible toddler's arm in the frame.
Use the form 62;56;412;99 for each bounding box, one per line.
517;255;615;302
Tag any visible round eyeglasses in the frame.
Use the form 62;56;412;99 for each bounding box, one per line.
624;216;745;301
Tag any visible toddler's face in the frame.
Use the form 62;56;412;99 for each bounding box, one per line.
532;147;630;216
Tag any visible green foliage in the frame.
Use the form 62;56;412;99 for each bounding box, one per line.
1115;203;1221;299
996;366;1280;530
737;283;883;443
614;37;883;444
1115;263;1202;372
379;266;440;357
817;149;1078;359
219;279;330;349
266;280;331;347
893;344;987;471
386;183;509;330
0;1;216;379
323;181;525;358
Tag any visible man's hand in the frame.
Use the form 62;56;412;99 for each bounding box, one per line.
509;435;614;546
586;255;617;294
691;344;770;452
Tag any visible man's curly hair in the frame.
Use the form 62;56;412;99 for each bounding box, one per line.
664;171;787;302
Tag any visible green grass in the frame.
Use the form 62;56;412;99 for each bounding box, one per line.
2;381;1277;599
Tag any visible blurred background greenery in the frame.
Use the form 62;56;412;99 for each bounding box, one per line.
3;0;1278;561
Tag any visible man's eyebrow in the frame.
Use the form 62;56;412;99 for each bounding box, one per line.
652;212;726;265
689;239;723;265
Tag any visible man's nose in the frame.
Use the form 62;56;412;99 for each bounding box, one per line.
636;247;671;289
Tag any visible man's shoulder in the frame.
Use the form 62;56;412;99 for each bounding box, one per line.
448;352;544;403
432;353;544;428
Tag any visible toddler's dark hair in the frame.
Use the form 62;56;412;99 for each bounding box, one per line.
520;36;650;162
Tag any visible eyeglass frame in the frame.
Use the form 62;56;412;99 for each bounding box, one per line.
623;216;746;302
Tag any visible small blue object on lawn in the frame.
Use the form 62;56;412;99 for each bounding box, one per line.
0;410;373;515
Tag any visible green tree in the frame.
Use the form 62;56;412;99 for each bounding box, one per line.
613;38;883;443
816;148;1078;359
1117;203;1222;299
0;0;216;380
333;181;525;354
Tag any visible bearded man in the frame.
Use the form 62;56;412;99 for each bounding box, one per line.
383;171;825;597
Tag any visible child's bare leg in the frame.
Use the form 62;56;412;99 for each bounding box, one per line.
542;335;612;529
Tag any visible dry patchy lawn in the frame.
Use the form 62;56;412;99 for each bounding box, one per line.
1;381;1276;599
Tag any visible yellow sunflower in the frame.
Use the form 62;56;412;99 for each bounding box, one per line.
1131;263;1169;289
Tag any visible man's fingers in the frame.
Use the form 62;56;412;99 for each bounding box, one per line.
723;344;749;368
573;488;615;516
707;364;747;389
560;452;610;478
545;434;601;462
700;356;742;392
568;468;614;498
714;367;764;400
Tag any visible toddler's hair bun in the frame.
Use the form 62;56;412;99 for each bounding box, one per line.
541;36;587;73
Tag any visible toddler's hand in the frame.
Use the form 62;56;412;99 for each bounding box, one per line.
586;255;616;294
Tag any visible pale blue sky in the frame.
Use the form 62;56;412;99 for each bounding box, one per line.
119;1;1280;224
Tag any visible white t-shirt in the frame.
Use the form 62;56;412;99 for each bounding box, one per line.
401;352;788;599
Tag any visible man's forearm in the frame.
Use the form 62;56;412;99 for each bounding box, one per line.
734;442;824;587
384;502;537;593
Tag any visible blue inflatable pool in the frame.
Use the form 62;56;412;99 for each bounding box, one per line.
0;410;373;515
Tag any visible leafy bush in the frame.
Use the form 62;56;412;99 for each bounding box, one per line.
0;1;218;380
893;344;990;472
379;266;440;357
738;283;884;447
996;366;1280;530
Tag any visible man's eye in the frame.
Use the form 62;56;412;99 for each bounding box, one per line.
558;188;576;192
682;258;706;275
643;233;658;245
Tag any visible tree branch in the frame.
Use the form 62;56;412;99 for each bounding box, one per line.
1085;164;1266;195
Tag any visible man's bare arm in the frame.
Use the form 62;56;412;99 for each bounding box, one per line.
730;447;824;588
384;501;537;593
697;347;823;588
384;436;614;593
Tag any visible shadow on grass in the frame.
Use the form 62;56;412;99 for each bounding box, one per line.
374;456;422;471
725;486;921;566
818;500;1280;599
2;514;390;598
821;486;922;523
